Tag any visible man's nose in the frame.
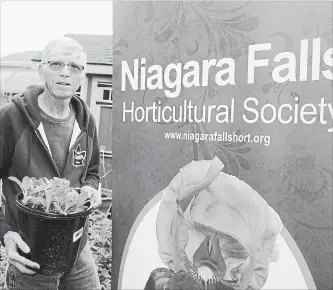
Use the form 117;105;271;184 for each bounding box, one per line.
59;64;71;77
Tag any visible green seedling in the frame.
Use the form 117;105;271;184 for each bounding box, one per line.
9;176;91;215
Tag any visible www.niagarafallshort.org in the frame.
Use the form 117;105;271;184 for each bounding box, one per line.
166;131;271;147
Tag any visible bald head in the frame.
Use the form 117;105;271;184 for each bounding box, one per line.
38;36;87;100
41;37;87;65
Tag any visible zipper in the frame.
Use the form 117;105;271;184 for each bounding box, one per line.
34;130;61;177
62;132;86;177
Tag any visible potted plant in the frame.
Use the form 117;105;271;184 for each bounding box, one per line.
9;176;92;275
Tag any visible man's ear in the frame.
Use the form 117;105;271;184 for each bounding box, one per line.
38;64;45;84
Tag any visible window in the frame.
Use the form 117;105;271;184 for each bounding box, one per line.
76;86;81;96
103;89;112;101
96;81;112;106
97;81;112;88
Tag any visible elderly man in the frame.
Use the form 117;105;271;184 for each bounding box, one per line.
0;37;102;290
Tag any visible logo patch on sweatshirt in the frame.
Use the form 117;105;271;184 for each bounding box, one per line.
72;144;86;167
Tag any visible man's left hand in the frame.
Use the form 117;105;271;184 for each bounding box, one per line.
81;185;102;209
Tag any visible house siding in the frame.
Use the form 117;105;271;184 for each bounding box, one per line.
86;75;93;107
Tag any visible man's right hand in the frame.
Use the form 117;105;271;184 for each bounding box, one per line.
3;231;40;274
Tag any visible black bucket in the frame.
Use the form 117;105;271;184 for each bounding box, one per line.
15;192;92;275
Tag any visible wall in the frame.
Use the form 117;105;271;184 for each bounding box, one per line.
88;75;112;135
0;63;41;96
88;75;113;190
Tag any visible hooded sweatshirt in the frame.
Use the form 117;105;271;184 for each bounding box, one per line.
0;85;100;254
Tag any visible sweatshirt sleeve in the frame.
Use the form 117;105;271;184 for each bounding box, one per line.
82;117;100;190
0;106;15;245
0;106;13;179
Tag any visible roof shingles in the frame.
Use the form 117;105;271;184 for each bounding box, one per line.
31;34;112;65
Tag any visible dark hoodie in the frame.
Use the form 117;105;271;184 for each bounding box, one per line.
0;85;100;254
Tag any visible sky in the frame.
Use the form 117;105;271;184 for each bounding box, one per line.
0;1;113;57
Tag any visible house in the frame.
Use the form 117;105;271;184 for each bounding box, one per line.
0;34;113;189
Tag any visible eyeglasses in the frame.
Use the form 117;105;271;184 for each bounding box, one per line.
42;60;85;75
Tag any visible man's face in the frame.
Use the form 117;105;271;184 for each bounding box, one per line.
39;43;86;100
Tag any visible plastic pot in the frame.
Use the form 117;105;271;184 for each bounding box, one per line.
15;192;92;275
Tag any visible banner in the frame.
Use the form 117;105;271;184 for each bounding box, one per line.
112;2;332;289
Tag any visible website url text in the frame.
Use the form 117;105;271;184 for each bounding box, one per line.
164;131;271;147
